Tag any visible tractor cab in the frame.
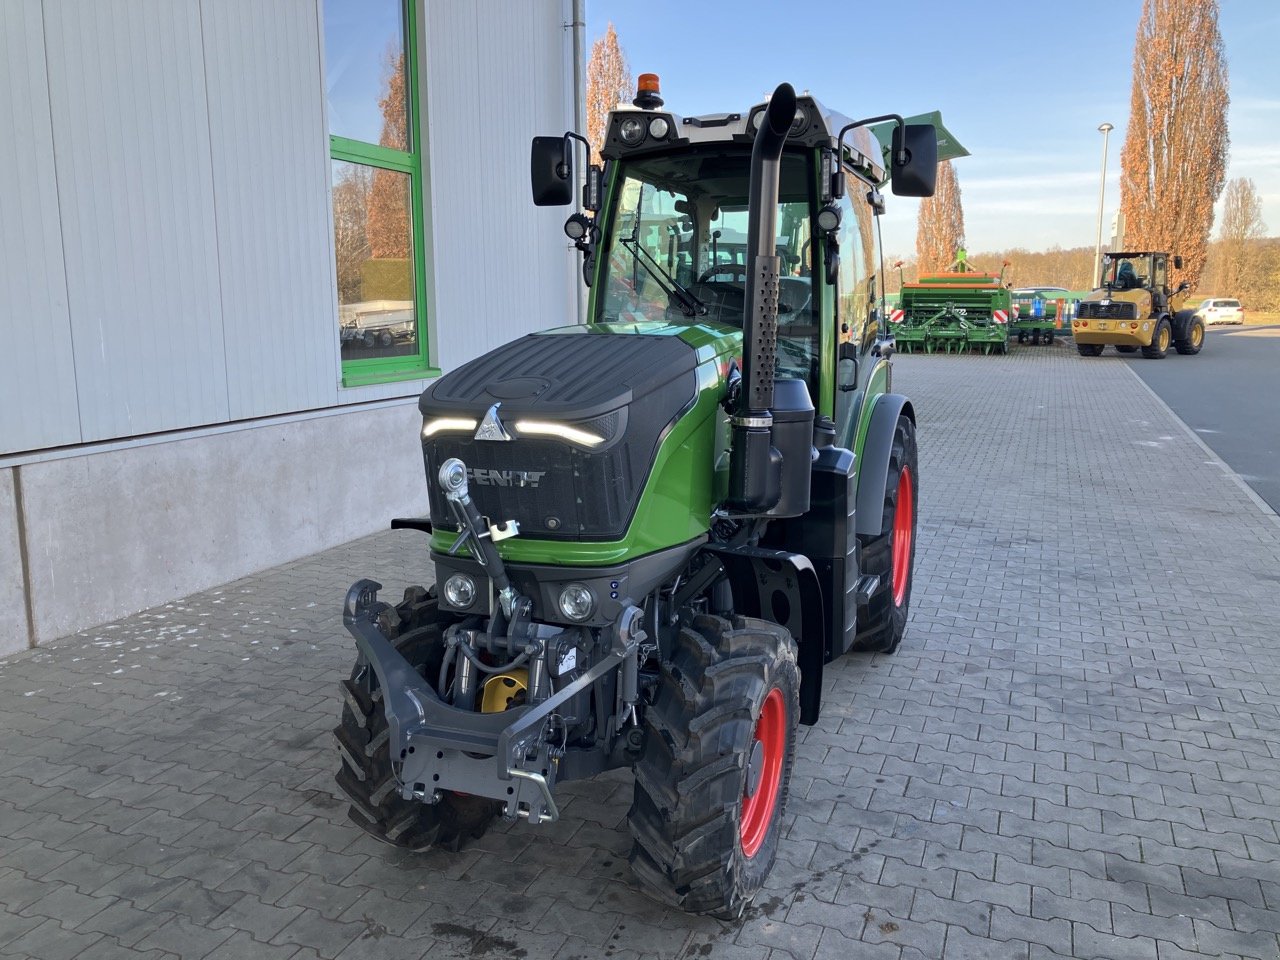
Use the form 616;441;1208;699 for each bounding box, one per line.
534;75;967;446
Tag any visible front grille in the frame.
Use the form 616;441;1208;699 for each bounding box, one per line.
1078;301;1137;320
424;436;643;541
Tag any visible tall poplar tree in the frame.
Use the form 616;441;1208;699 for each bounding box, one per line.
367;51;410;260
1118;0;1229;289
915;161;965;273
586;24;633;164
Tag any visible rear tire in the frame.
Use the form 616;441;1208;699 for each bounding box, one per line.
334;589;500;852
1077;343;1104;357
1142;318;1171;358
852;415;918;654
1043;328;1055;345
1175;316;1205;355
629;614;799;920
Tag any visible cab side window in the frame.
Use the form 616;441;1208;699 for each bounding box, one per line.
837;174;878;354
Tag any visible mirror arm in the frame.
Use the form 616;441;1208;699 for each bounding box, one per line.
836;114;906;169
560;131;591;179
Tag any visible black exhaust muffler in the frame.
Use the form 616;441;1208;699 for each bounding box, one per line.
725;82;798;514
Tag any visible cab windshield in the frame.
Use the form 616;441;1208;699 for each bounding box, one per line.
1100;255;1154;290
596;148;818;379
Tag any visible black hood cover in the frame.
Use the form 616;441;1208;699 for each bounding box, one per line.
420;331;697;421
419;330;701;542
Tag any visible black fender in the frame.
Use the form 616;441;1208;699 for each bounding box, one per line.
703;543;827;725
855;393;916;537
1172;308;1196;340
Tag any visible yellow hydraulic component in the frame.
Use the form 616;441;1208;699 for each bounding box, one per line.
480;668;528;713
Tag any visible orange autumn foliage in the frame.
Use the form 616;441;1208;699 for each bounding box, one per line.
915;160;965;274
1118;0;1229;290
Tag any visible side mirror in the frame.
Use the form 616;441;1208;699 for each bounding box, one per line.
531;136;573;206
890;123;938;198
1176;281;1189;294
1173;255;1184;270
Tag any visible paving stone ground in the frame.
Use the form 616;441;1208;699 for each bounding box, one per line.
2;345;1279;960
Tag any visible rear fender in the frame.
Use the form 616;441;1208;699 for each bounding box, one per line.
855;393;915;537
704;543;826;725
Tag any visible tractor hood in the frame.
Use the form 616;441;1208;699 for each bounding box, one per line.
419;328;701;541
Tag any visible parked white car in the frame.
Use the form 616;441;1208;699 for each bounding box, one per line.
1194;297;1244;325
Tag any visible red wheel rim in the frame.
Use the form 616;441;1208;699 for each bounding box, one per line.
740;687;785;859
891;465;914;608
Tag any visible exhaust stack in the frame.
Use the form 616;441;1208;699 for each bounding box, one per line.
726;83;798;513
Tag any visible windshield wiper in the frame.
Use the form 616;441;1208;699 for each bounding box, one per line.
620;237;706;318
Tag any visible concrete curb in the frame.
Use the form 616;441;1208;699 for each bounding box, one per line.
1123;361;1280;530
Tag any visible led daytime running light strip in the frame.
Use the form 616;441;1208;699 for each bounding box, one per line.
422;417;477;437
513;420;605;447
421;416;605;447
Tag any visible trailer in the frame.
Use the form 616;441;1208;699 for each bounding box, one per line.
890;260;1012;354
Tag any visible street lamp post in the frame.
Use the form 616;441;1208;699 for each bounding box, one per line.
1094;122;1114;287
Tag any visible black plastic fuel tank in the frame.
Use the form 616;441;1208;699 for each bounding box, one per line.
767;377;815;519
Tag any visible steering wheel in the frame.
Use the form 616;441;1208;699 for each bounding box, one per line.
699;263;748;284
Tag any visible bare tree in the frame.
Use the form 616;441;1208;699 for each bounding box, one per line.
1118;0;1229;290
333;165;373;304
1212;177;1266;299
915;160;965;273
586;24;633;163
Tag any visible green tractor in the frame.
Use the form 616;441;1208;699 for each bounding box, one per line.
891;257;1012;354
333;78;947;918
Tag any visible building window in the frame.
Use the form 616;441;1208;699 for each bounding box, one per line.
324;0;430;384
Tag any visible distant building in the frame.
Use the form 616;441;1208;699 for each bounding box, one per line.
0;0;583;653
1109;211;1125;252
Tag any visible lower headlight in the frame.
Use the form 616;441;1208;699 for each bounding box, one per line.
558;583;595;622
444;574;477;608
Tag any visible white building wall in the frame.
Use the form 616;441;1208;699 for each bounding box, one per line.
0;0;80;453
43;0;231;442
0;0;578;649
202;0;342;419
424;0;582;372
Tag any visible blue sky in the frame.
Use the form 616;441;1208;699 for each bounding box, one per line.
586;1;1279;259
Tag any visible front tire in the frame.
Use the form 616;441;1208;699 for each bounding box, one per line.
629;614;799;920
1142;318;1171;358
333;589;500;852
853;415;918;654
1115;345;1138;353
1077;343;1105;357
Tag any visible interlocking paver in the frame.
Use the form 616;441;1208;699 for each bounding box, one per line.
4;348;1280;959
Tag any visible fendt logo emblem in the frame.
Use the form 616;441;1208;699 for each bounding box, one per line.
466;468;547;489
474;402;513;442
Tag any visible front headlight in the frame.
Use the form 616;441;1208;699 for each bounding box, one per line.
619;117;646;145
443;574;477;609
558;583;595;622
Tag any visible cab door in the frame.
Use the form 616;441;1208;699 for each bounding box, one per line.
831;178;878;448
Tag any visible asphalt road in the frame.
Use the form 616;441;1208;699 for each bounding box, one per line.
1124;323;1280;512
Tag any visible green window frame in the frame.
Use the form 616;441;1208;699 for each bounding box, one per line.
327;0;438;386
